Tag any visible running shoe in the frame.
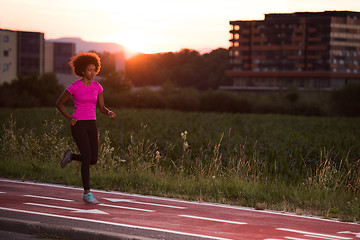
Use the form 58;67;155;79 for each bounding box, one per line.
83;192;99;204
60;149;73;168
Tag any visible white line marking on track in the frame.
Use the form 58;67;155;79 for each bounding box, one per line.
2;179;358;226
0;192;5;194
99;203;155;212
285;237;309;240
304;234;335;239
103;198;187;209
277;228;352;240
338;231;360;238
24;195;74;202
179;215;247;225
0;207;232;240
24;203;108;214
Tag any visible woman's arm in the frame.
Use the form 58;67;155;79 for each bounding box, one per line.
98;93;116;119
56;90;77;125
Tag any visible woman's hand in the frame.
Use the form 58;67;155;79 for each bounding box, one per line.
108;111;116;119
69;118;77;126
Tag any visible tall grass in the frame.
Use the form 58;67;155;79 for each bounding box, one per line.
0;108;359;221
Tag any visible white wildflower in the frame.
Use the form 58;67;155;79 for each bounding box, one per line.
155;151;161;160
183;141;189;151
181;131;188;141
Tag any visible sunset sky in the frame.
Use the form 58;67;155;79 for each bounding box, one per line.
1;0;359;54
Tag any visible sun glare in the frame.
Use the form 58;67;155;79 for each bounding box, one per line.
108;33;164;54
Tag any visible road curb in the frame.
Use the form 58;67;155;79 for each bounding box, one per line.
0;216;155;240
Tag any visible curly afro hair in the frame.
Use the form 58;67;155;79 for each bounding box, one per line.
69;52;101;77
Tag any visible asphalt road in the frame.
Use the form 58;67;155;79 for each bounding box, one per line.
0;230;44;240
0;178;359;240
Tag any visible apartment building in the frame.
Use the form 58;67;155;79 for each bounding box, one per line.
1;29;45;84
0;29;17;84
45;41;75;74
17;30;45;77
224;11;360;91
0;28;75;85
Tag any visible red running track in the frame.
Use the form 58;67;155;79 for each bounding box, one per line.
0;178;359;240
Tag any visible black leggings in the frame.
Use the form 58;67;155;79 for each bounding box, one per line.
71;120;98;191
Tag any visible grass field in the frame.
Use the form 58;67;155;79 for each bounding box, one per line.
0;108;359;222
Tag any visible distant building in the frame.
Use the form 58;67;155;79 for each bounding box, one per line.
223;11;360;91
1;29;45;84
1;28;127;87
44;41;76;87
17;31;45;76
45;42;75;74
0;28;76;85
0;29;17;84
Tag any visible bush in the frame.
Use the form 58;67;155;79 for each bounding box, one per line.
0;73;64;108
105;88;166;109
331;83;360;117
103;87;333;116
165;88;201;111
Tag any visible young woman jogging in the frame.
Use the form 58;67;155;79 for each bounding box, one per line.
56;52;116;204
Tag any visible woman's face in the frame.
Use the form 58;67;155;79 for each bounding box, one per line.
83;64;97;80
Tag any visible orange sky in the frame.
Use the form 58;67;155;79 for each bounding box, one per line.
1;0;359;54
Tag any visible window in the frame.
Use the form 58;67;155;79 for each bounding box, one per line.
3;35;9;42
3;50;9;57
3;64;9;71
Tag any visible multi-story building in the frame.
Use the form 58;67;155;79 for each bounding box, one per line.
0;28;75;85
0;29;45;84
45;41;75;74
44;41;76;87
0;29;17;84
224;11;360;91
17;31;45;77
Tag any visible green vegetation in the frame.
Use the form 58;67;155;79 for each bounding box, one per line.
0;73;63;108
0;108;359;222
1;71;360;117
103;88;332;116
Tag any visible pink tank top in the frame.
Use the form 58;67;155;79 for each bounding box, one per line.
66;80;103;120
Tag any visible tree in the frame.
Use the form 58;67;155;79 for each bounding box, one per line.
97;51;116;77
125;48;229;90
101;71;131;93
